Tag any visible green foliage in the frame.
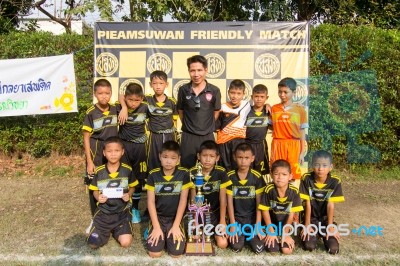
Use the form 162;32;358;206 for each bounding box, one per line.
0;31;93;158
309;24;400;167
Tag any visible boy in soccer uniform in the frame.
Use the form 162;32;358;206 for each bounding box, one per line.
269;77;308;182
116;82;149;223
82;79;118;216
177;55;221;168
146;70;178;171
216;79;251;172
259;159;303;255
87;137;138;249
226;143;266;253
245;84;271;177
145;141;193;258
299;150;345;254
189;140;232;249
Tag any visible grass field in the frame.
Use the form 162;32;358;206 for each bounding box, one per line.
0;155;399;265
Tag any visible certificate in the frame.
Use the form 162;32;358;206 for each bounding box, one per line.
102;188;123;198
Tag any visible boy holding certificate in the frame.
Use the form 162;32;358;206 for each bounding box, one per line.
87;137;138;249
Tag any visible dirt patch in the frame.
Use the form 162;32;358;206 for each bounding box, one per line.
0;155;399;264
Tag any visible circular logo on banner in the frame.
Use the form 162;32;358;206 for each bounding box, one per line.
96;52;119;76
172;80;190;100
205;53;225;78
119;79;144;95
255;53;280;78
227;80;252;102
147;53;172;74
293;81;308;105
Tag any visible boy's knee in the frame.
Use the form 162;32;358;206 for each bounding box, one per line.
88;243;100;249
281;247;293;255
148;251;162;258
215;236;228;249
325;237;339;254
229;241;244;252
118;236;132;248
303;236;317;251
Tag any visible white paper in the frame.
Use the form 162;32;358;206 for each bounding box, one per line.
102;188;123;198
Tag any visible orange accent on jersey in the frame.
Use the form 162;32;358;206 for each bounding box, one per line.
271;103;307;139
216;116;246;144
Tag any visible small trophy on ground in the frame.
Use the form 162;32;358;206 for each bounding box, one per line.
185;162;215;256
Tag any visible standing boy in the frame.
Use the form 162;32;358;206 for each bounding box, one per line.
82;79;118;216
116;82;148;223
245;84;271;177
146;70;178;171
259;159;304;255
177;55;221;168
300;150;345;254
189;140;232;249
226;143;266;253
145;141;193;258
216;79;251;172
87;137;138;249
269;77;308;182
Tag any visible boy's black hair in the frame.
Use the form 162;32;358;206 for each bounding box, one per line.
229;79;246;91
161;140;180;155
252;84;268;94
278;77;297;92
198;140;219;155
312;150;333;164
94;79;112;92
271;159;292;174
125;82;144;97
187;55;208;69
103;136;124;150
150;70;168;82
234;142;254;155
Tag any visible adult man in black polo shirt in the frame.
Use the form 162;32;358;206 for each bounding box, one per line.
177;55;221;168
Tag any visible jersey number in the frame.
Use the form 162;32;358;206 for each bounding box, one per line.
140;162;147;172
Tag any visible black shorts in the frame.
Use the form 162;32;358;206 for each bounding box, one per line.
247;140;270;175
180;132;215;168
121;140;147;180
218;138;245;172
87;209;132;248
89;138;107;167
146;215;186;256
147;132;176;171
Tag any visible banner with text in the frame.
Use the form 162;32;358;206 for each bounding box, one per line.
94;22;309;107
0;54;78;117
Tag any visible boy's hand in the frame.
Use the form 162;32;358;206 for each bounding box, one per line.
326;225;340;241
122;193;130;202
98;194;108;203
228;226;238;243
265;235;278;248
86;161;95;175
218;221;227;238
265;103;272;114
118;106;128;125
301;225;314;241
281;235;295;250
167;225;184;244
148;227;164;247
299;153;305;165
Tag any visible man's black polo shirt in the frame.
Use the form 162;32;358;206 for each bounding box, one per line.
177;81;221;136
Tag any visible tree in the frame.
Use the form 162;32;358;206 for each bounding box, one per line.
0;0;32;33
33;0;114;33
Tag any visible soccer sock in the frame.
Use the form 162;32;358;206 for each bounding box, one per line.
132;184;142;210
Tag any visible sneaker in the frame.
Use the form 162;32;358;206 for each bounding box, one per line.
131;208;141;223
85;219;93;235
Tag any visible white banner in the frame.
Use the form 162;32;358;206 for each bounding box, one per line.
0;54;78;117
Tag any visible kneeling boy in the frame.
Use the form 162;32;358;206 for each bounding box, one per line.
300;150;345;254
145;141;193;257
259;159;303;255
87;137;138;249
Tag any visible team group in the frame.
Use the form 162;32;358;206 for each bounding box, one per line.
82;55;345;257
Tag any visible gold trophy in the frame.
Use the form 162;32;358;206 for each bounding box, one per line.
185;162;215;255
